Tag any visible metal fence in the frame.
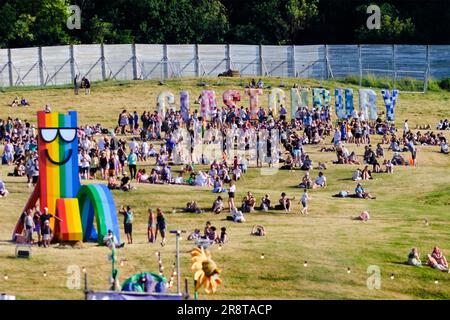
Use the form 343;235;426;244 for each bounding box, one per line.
0;44;449;88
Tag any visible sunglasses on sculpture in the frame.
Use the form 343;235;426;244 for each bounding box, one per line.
39;128;77;143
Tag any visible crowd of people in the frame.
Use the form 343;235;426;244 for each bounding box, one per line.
1;84;449;285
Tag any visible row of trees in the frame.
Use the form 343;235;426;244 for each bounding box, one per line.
0;0;449;48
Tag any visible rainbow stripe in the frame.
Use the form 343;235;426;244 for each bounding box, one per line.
78;184;120;245
37;111;80;232
14;111;120;245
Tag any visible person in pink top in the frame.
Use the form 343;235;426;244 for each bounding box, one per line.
427;247;449;272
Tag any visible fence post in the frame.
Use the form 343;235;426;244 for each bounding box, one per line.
38;47;44;86
392;44;397;88
424;44;430;92
258;44;263;76
8;48;13;87
226;44;231;71
291;45;296;78
101;43;106;80
163;44;169;79
195;44;200;77
131;43;138;80
70;45;75;81
324;44;329;80
358;44;362;87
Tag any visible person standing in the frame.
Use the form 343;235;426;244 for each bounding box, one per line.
155;208;166;247
300;189;310;215
119;205;133;244
24;209;35;244
147;208;156;243
127;150;137;180
228;181;236;210
74;75;79;95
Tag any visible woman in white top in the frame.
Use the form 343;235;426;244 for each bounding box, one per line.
228;181;236;210
313;172;327;189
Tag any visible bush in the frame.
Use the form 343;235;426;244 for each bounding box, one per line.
438;78;450;91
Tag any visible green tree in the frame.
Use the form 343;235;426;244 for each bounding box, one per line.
355;3;415;43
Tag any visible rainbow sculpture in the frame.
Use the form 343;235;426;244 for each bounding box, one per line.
13;111;120;244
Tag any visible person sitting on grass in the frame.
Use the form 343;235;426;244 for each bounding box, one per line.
312;171;327;189
361;165;373;180
212;176;226;193
391;152;406;166
251;225;266;236
440;137;449;154
275;192;295;212
352;168;362;181
103;229;125;248
347;151;361;165
427;247;449;272
355;183;376;199
259;194;271;211
107;176;120;190
241;191;256;212
0;179;9;197
217;227;228;244
298;171;312;189
384;159;394;173
226;207;245;223
185;200;203;214
353;210;370;221
211;196;224;214
407;248;422;267
376;143;384;158
120;172;132;191
187;229;201;240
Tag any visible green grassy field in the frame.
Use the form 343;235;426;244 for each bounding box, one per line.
0;77;449;300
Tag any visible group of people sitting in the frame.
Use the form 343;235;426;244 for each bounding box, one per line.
10;96;30;108
407;247;448;272
298;171;327;189
187;221;228;245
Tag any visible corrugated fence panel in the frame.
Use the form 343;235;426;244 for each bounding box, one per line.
361;44;394;77
74;44;103;82
294;45;325;79
136;44;164;79
429;45;450;79
1;44;449;87
328;45;359;79
104;44;134;80
230;44;259;76
11;47;39;86
395;45;427;79
262;45;294;77
198;45;227;76
0;49;8;87
42;45;72;86
167;45;196;77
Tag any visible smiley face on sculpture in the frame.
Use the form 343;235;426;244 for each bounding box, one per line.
40;127;77;165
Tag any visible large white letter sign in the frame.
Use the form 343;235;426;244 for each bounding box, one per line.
359;89;377;121
335;89;346;119
244;88;263;120
381;89;399;122
200;90;218;121
345;88;354;118
290;88;308;119
223;90;241;110
157;91;175;118
180;91;190;122
268;88;286;117
312;88;330;109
